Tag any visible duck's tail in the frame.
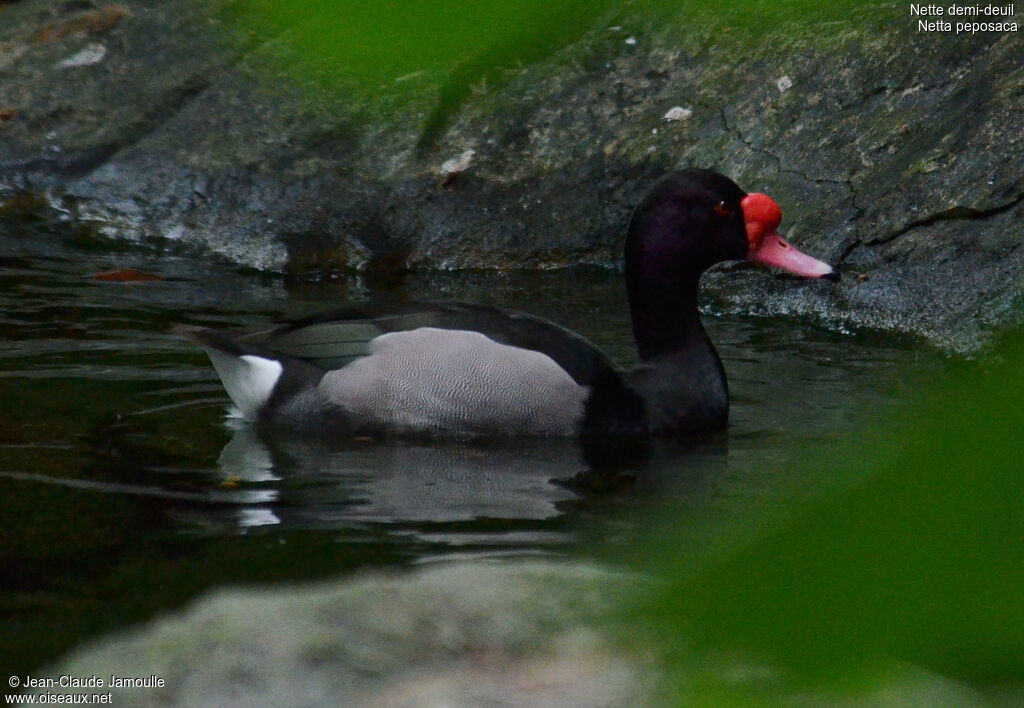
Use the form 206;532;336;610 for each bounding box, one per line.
174;325;285;421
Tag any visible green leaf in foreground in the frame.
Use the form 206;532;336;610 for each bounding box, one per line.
638;327;1024;702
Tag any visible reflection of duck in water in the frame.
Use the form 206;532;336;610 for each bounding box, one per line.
217;427;584;527
179;169;835;441
213;424;727;544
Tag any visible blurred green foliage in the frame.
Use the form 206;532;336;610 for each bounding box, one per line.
219;0;897;149
222;0;896;83
221;0;616;148
637;327;1024;702
224;0;609;85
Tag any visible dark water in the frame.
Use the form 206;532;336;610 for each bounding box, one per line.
0;217;943;677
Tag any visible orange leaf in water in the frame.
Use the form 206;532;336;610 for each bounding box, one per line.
94;268;164;282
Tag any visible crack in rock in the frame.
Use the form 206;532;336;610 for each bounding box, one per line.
839;192;1024;263
718;106;854;192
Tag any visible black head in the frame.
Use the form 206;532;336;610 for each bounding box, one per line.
623;169;749;359
623;168;836;362
625;168;749;288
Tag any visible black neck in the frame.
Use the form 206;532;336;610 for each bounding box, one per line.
627;264;706;361
624;270;730;434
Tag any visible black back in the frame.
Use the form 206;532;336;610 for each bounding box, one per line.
249;301;619;387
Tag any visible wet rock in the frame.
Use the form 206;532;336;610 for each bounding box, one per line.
0;1;1021;350
41;562;652;707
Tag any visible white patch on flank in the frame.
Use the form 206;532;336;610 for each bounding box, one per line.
205;351;283;421
319;328;588;437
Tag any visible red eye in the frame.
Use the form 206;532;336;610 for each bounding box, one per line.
714;201;732;217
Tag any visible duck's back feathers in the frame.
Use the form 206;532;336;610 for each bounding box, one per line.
261;302;618;386
178;303;615;437
317;326;587;437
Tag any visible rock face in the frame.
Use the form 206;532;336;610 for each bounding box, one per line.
40;562;650;707
1;1;1021;350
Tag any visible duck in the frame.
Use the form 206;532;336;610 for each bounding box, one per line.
178;168;837;440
